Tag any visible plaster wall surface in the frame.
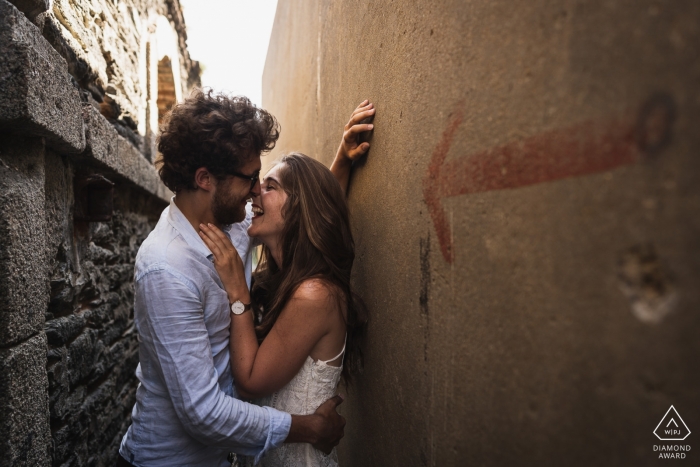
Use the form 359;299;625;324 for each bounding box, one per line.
263;1;700;465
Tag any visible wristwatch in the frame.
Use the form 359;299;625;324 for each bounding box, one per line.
230;300;252;315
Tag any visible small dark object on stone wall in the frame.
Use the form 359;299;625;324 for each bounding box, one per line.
75;174;114;222
100;95;121;120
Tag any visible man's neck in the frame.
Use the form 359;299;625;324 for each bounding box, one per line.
173;190;217;233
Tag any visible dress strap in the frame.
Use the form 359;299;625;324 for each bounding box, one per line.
319;334;347;365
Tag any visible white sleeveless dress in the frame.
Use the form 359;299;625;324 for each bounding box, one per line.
246;340;346;467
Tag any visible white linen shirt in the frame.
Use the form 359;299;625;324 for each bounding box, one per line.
119;198;290;466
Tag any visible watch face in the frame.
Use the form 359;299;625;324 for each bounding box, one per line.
232;301;245;315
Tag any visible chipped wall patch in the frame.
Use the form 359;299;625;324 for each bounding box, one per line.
617;244;678;324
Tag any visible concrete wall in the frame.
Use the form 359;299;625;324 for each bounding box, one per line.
0;0;197;464
263;1;700;465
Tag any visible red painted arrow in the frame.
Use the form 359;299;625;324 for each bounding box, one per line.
423;95;675;263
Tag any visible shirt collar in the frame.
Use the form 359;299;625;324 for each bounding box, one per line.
166;196;216;260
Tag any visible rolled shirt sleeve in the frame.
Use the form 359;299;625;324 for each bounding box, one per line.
136;266;291;459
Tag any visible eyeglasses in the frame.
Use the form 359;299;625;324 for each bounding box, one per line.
229;169;261;191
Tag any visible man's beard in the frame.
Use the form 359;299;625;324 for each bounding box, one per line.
211;187;247;226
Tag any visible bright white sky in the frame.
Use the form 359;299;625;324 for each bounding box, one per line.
178;0;279;107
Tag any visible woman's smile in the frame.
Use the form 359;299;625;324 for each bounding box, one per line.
247;163;288;243
252;204;264;217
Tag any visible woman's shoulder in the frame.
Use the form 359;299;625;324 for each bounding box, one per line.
289;278;347;321
292;278;339;302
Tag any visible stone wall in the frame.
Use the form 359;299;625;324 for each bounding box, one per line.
44;0;199;153
0;135;52;466
0;0;197;465
263;1;700;465
45;152;161;466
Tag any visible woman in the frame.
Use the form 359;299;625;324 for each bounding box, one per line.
199;151;368;466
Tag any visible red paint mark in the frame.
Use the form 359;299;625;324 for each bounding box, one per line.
440;118;637;198
423;101;466;264
423;95;675;263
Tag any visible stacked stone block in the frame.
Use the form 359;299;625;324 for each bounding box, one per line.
0;0;197;465
0;135;51;467
43;152;158;466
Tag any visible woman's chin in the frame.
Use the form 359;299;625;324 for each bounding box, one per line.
247;225;261;238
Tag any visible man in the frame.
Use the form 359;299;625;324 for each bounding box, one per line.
118;89;375;466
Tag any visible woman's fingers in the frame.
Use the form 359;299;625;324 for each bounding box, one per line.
200;223;229;249
347;108;375;128
206;224;242;262
353;99;369;111
206;223;232;244
350;101;372;118
198;229;223;258
199;224;236;262
200;223;224;249
343;122;373;158
350;102;373;120
353;102;371;113
348;143;370;158
345;123;374;138
200;223;247;273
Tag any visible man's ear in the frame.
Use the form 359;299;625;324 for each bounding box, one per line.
194;167;214;192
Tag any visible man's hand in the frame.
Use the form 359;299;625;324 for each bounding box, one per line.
311;395;346;454
330;100;376;194
286;395;346;454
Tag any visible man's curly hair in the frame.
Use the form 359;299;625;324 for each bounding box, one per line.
156;88;280;193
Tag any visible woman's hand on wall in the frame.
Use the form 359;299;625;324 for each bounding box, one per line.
330;100;376;194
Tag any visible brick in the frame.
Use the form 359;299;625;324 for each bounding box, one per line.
0;334;51;466
79;104;172;202
6;0;49;21
0;135;48;346
0;0;85;154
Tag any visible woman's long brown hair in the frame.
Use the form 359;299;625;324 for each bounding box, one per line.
251;153;368;382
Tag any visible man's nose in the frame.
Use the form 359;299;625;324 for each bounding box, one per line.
250;177;261;197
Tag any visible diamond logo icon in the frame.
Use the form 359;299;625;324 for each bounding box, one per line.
654;406;691;441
